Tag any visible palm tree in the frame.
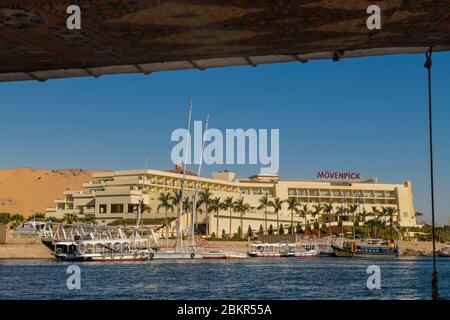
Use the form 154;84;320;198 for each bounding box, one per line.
258;195;271;235
157;192;174;249
364;219;383;238
323;204;334;235
209;197;224;238
358;208;369;223
286;198;299;234
415;212;424;224
170;190;185;228
9;213;25;229
269;198;284;234
382;206;400;240
198;189;213;236
312;204;323;238
233;198;250;239
63;213;79;224
347;204;358;239
298;204;311;235
222;197;234;236
335;206;347;236
136;199;152;224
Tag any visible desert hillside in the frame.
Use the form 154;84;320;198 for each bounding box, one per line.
0;168;95;217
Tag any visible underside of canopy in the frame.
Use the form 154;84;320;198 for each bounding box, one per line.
0;0;449;82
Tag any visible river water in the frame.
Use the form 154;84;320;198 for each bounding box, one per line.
0;257;448;300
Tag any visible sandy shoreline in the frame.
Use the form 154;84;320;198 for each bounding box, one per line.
0;240;446;260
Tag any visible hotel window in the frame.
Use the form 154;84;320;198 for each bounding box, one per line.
319;190;329;197
374;191;383;198
385;191;395;198
309;189;319;196
288;189;296;196
331;190;340;197
99;204;107;214
111;204;124;214
364;191;372;197
128;204;135;213
342;191;350;198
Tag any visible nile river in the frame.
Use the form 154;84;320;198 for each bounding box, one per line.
0;257;448;300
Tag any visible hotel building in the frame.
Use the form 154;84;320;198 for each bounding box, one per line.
46;167;417;236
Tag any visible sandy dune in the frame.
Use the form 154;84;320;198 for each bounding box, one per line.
0;168;95;216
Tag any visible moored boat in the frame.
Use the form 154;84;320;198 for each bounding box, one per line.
332;239;399;258
437;245;450;257
247;243;289;258
283;243;319;258
203;252;249;260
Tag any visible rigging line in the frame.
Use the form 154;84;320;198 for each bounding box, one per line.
424;48;441;301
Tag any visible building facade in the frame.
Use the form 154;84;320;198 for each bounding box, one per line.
46;167;417;236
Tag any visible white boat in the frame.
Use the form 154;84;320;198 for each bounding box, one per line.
438;245;450;257
247;243;290;258
151;251;203;260
283;242;319;258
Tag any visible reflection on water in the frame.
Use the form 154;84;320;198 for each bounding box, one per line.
0;257;448;300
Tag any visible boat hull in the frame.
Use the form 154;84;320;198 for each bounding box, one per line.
203;252;249;260
151;252;203;260
248;253;284;258
53;252;150;262
332;244;399;258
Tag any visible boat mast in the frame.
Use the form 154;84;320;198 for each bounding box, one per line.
192;114;209;249
176;100;193;252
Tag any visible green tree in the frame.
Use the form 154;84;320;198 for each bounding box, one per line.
312;204;324;238
209;197;225;239
382;206;400;240
269;198;284;234
222;197;234;237
157;192;174;248
347;204;358;239
258;195;271;235
295;223;302;234
335;206;347;236
10;213;24;224
279;224;284;235
170;190;182;217
237;226;242;239
0;213;11;224
258;224;264;235
286;198;299;235
63;213;79;224
233;198;250;240
199;189;213;236
298;205;311;236
247;225;253;237
268;224;274;235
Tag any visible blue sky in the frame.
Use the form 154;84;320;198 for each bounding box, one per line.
1;52;449;224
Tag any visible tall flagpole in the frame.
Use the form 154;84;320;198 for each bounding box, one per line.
192;114;209;249
177;100;192;252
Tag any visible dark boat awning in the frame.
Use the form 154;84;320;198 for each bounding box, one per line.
0;0;449;82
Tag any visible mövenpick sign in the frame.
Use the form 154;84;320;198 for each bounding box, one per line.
316;171;362;181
